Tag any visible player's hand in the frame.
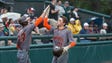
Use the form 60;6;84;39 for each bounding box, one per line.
63;46;70;52
41;5;50;18
45;6;50;17
43;5;50;13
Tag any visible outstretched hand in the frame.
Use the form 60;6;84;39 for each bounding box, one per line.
41;5;50;18
62;45;70;54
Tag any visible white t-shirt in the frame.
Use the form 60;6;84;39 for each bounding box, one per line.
55;5;65;17
100;29;107;34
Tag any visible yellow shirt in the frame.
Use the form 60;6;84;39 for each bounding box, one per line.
9;25;15;35
67;20;82;34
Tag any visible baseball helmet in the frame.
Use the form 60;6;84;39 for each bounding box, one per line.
18;16;29;26
19;16;28;23
52;46;64;57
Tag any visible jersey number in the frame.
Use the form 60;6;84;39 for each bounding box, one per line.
18;32;26;42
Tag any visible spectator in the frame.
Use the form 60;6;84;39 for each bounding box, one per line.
4;26;10;36
1;16;10;36
26;7;36;20
67;18;82;34
6;18;12;27
99;23;109;40
63;1;71;22
79;22;89;34
0;24;5;36
89;20;95;28
55;0;65;18
1;16;14;45
107;11;112;33
49;0;59;20
67;18;76;34
13;24;21;36
0;24;5;46
100;23;108;34
88;25;94;34
8;19;16;36
0;8;8;15
93;24;99;33
23;7;37;26
70;8;80;20
1;15;8;26
74;20;82;34
89;17;101;34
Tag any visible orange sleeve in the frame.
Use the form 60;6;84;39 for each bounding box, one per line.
43;17;51;30
34;17;43;26
69;42;76;48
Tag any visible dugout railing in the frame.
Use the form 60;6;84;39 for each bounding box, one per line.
0;33;112;46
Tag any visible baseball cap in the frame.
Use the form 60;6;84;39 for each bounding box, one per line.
29;7;35;11
103;23;108;26
19;16;28;23
84;22;89;26
70;18;75;22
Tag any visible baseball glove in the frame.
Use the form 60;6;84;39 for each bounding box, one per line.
52;46;64;57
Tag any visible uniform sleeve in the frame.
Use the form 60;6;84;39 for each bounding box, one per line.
43;18;51;30
27;24;35;33
67;30;74;42
34;17;43;27
67;30;76;47
43;17;55;34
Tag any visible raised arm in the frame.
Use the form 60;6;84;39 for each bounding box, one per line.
43;6;51;30
34;5;50;27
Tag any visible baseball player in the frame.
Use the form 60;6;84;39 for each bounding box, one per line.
43;8;76;63
16;5;50;63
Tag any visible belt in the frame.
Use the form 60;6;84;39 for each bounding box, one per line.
18;49;28;51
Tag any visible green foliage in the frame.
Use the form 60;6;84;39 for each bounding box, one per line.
68;0;112;15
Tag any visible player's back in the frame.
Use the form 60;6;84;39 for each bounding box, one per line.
17;23;35;50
